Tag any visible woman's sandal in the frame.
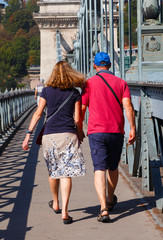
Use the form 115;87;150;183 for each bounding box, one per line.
97;208;110;223
107;194;118;211
48;200;61;214
63;216;73;224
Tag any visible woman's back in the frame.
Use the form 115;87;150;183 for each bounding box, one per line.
41;86;81;135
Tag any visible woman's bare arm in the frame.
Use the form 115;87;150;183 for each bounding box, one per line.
22;97;46;150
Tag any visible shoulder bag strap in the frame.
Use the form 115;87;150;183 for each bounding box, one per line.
46;90;74;123
96;73;123;110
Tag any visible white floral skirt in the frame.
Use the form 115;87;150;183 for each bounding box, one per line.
42;132;86;179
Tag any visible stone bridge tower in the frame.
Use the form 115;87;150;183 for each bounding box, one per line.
34;0;81;81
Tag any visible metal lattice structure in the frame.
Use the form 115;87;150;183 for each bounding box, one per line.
71;0;163;212
0;89;36;153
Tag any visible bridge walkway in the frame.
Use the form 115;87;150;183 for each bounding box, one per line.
0;110;163;240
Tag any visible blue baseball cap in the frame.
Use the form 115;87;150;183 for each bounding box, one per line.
94;52;111;66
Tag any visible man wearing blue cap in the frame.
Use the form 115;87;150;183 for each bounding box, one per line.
82;52;136;222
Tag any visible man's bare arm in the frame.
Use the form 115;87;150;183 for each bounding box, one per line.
81;105;87;122
122;98;136;145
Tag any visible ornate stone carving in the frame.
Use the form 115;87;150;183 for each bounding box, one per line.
145;36;161;52
146;36;161;52
34;14;78;29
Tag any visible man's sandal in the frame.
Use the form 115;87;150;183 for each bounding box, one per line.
97;208;111;223
107;194;118;211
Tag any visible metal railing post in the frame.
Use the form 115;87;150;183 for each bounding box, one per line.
159;0;162;23
86;0;89;74
94;0;98;54
137;0;142;82
82;6;86;74
56;31;62;62
128;0;132;66
109;0;115;74
100;0;104;52
89;0;93;75
119;0;125;79
105;0;108;53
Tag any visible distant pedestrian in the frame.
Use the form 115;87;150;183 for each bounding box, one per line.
35;78;44;105
22;61;86;224
82;52;136;223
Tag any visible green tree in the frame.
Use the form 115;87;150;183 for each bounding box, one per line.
0;11;3;23
27;35;40;66
29;35;40;50
0;36;29;77
28;49;40;65
0;0;40;90
6;9;35;34
4;0;20;21
124;0;137;47
6;75;17;90
0;28;13;48
11;36;29;76
0;41;14;65
0;61;13;92
26;0;39;13
28;25;40;38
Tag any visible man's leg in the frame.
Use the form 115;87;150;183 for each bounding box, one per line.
107;168;119;203
94;170;108;216
106;133;123;204
88;133;110;221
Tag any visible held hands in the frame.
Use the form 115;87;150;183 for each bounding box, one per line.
22;134;30;151
77;129;85;144
128;128;136;145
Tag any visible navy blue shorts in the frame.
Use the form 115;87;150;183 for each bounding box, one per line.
88;133;124;171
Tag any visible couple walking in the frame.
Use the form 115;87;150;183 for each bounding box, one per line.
22;52;136;224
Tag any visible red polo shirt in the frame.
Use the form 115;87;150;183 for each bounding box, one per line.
81;71;131;135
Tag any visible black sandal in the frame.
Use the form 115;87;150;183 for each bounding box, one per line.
48;200;61;214
63;215;73;224
107;194;117;211
97;208;110;223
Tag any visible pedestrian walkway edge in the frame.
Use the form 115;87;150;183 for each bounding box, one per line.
119;166;163;229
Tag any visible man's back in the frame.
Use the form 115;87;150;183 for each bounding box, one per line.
82;71;130;134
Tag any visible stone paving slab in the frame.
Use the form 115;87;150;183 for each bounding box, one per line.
0;113;163;240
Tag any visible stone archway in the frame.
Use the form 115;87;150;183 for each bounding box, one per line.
34;0;81;82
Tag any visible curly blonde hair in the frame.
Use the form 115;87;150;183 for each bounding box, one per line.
46;61;86;90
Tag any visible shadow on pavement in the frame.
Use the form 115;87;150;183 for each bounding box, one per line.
69;196;154;223
0;115;44;240
110;197;155;221
69;205;100;222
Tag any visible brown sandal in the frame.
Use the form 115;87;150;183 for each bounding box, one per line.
97;208;110;223
107;194;117;211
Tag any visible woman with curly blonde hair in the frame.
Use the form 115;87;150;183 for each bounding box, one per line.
22;61;86;224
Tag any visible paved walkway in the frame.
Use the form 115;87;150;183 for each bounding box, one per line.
0;112;163;240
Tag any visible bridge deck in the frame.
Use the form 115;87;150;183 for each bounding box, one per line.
0;111;163;240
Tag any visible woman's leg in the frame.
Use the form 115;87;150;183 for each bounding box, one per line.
60;177;72;219
49;177;60;210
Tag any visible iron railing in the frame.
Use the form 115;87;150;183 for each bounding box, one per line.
73;0;163;212
0;88;36;152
